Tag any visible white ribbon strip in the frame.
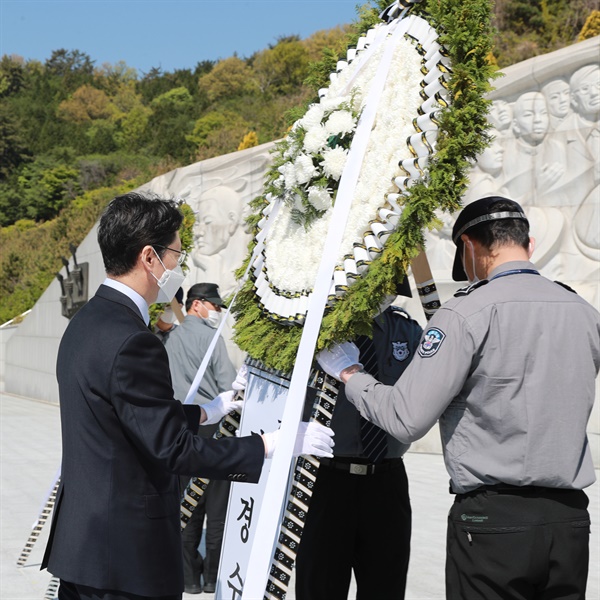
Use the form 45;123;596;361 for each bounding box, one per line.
241;16;412;598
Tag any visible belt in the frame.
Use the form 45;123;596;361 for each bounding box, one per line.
455;484;579;496
319;457;403;475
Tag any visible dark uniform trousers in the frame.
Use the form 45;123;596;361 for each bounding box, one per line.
446;486;590;599
295;458;411;600
58;581;180;600
179;476;230;588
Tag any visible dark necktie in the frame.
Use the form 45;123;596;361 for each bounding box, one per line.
354;335;388;463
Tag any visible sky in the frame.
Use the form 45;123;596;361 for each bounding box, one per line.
1;0;363;75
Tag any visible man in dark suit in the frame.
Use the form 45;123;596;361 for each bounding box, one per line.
42;192;334;600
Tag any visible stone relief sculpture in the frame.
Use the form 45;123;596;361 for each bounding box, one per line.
190;184;251;299
503;91;567;206
430;37;600;314
139;143;273;367
141;145;272;299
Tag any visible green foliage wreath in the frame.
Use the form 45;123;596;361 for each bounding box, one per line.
231;0;498;373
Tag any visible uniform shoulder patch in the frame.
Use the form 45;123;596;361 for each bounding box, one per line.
418;327;446;358
453;279;489;297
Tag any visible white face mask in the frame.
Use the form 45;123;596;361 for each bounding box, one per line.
152;249;186;304
203;308;222;328
462;240;480;284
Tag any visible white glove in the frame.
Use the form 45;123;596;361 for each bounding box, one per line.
316;341;362;381
231;364;248;392
201;390;244;426
262;422;335;459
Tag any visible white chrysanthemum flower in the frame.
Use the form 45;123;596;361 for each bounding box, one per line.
325;110;356;137
307;186;332;211
294;153;318;185
321;96;349;112
320;146;349;180
303;125;329;154
299;104;325;130
279;162;297;189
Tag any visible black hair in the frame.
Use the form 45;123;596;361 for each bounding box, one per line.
97;192;183;276
185;296;201;312
465;199;530;251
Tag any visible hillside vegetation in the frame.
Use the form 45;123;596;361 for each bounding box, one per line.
1;0;598;324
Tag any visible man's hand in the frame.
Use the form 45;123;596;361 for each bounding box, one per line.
201;390;244;425
316;341;362;381
262;422;335;459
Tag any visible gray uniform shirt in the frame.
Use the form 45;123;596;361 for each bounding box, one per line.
164;315;236;405
346;261;600;493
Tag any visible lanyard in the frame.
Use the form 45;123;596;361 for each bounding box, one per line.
490;268;539;281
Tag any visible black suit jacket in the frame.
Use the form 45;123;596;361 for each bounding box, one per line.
42;285;264;595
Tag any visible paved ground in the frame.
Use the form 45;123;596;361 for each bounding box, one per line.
1;392;598;599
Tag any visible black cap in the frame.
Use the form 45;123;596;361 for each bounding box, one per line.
186;283;226;307
451;196;528;281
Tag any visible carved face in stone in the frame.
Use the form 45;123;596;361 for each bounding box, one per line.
489;100;513;131
193;186;242;256
570;65;600;122
476;129;503;175
542;79;571;119
513;92;549;145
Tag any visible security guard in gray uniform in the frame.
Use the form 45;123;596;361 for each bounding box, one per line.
317;196;600;599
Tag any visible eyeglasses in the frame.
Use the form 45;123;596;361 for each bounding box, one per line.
154;245;187;266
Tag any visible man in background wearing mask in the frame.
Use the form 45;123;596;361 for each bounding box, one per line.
43;193;334;600
317;196;600;599
164;283;236;594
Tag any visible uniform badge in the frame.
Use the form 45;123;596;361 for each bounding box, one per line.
418;327;446;358
392;341;409;361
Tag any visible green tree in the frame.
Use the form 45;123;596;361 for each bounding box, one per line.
187;110;250;160
198;57;259;102
16;158;80;221
84;120;118;154
0;104;30;179
45;49;95;91
252;39;310;95
118;103;152;151
0;55;26;97
145;87;196;159
150;86;194;114
57;84;112;123
302;26;351;63
94;61;138;96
